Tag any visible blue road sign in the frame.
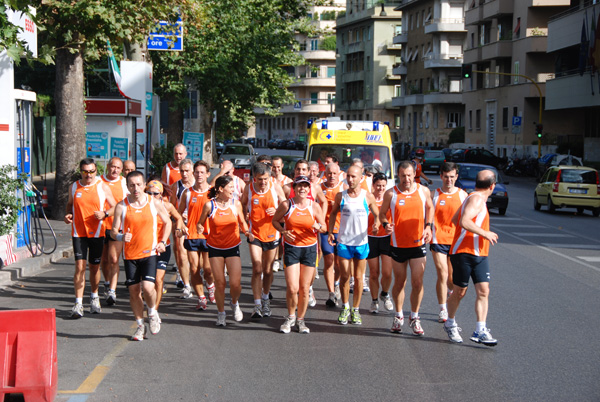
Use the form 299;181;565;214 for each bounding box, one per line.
148;19;183;51
512;116;522;126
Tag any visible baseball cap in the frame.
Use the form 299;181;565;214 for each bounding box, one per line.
293;175;310;185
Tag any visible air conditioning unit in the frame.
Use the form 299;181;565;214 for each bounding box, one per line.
448;122;457;128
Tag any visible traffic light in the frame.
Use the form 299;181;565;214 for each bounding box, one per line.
536;124;543;138
461;64;472;79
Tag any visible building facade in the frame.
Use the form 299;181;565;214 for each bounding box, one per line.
392;0;467;148
334;1;403;140
462;0;570;158
252;2;346;145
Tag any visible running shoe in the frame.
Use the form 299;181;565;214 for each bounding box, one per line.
444;324;463;343
106;290;117;306
162;286;167;294
70;303;84;319
325;293;337;308
470;328;497;346
262;299;272;317
338;307;350;325
349;277;354;294
297;319;310;334
103;281;110;298
280;316;296;334
390;316;403;333
131;324;147;341
438;309;448;323
181;285;192;299
231;303;243;322
196;297;208;311
363;276;370;293
409;317;424;336
251;304;263;319
269;291;273;300
350;309;362;325
272;260;280;272
216;312;226;327
308;288;317;307
207;285;216;303
175;273;184;289
379;293;393;311
149;313;161;335
90;297;102;314
334;284;341;301
370;300;379;314
314;269;319;279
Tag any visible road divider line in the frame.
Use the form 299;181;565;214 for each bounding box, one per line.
492;224;545;228
577;256;600;262
541;243;599;250
59;328;132;394
514;233;574;237
492;228;600;274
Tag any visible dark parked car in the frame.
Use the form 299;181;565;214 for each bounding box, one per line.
452;148;507;169
215;142;224;155
422;150;446;173
456;163;509;215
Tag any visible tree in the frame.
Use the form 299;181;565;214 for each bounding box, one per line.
448;126;465;144
34;0;175;219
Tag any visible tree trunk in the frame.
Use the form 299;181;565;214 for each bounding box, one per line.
164;92;184;145
52;48;85;219
199;101;215;166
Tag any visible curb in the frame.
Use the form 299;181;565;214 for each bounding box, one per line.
0;245;74;288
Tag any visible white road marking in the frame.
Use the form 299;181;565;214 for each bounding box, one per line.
542;243;600;250
577;256;600;262
492;224;545;228
515;233;574;238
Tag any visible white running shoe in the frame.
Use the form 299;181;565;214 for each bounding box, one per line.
349;277;354;293
308;288;317;307
280;316;296;334
231;303;243;322
362;276;370;293
71;303;84;319
444;324;463;343
216;312;226;327
90;297;102;314
438;309;448;323
131;324;147;341
149;314;161;335
370;300;379;314
297;319;310;334
181;285;192;299
379;293;393;311
272;260;280;272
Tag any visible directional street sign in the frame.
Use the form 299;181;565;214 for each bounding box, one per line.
148;18;183;51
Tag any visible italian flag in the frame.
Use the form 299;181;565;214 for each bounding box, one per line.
107;40;128;97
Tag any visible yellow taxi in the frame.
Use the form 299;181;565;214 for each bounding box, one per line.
534;166;600;216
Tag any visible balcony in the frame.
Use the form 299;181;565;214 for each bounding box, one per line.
424;18;466;34
481;40;513;60
548;5;589;52
424;92;463;104
386;41;403;52
385;68;403;80
463;47;481;64
546;72;600;110
522;34;548;53
465;5;482;26
393;32;408;44
289;77;336;88
341;71;365;83
482;0;513;20
530;0;570;6
281;99;334;114
393;63;408;75
423;54;463;69
298;50;336;61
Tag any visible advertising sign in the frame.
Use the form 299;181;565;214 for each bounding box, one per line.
110;138;128;160
86;132;109;160
183;132;204;161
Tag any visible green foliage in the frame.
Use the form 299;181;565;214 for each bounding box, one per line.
149;142;175;177
321;35;336;51
0;165;24;236
448;126;465;144
320;11;336;21
0;2;39;65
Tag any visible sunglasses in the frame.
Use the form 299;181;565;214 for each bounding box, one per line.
146;191;161;196
81;169;96;174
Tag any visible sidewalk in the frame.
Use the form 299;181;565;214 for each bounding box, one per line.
0;218;74;288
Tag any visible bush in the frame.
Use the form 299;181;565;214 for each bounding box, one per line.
321;35;336;51
150;142;176;177
448;126;465;144
0;165;25;236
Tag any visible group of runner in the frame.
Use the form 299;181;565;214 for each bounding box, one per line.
65;143;498;346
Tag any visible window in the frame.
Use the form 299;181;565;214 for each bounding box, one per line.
277;118;281;129
410;14;413;30
327;66;336;77
327;93;335;104
311;66;318;78
366;114;370;121
310;39;318;51
434;110;438;129
476;109;481;130
468;110;473;130
513;107;518;117
502;107;508;129
513;61;519;83
395;85;401;97
291;117;295;129
367;26;371;41
447;112;462;128
416;11;420;28
287;117;291;129
395;25;402;35
184;90;198;119
426;111;430;128
400;113;404;129
495;65;500;87
310;92;318;105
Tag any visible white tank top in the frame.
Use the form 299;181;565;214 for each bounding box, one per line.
337;189;369;246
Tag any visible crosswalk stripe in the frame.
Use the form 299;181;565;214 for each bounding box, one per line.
577;256;600;262
542;243;599;250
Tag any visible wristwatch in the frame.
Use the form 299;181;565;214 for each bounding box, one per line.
424;222;432;228
104;211;109;218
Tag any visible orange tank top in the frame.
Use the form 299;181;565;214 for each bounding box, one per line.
70;178;106;238
163;162;182;186
248;181;280;242
321;181;343;234
450;193;490;257
156;199;171;246
121;195;158;260
389;184;427;248
184;186;211;240
101;175;127;231
432;187;468;245
414;161;423;184
283;199;317;247
368;196;391;237
278;175;292;187
206;200;241;249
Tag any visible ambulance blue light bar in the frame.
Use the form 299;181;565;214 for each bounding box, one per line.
322;120;328;129
307;119;313;129
373;121;379;131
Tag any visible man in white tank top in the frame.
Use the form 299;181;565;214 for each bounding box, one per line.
327;165;380;326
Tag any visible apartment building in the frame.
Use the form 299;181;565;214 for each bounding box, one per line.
335;1;403;140
252;2;345;145
545;1;600;162
391;0;467;148
462;0;570;158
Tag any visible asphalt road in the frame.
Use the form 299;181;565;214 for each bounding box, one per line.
2;166;599;401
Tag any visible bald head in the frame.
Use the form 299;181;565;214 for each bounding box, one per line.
173;143;187;165
325;162;340;186
475;169;496;190
123;160;136;176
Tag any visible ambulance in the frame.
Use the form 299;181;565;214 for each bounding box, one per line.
305;118;396;185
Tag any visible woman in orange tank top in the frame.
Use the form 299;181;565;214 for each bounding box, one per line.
272;175;326;334
146;180;184;309
197;175;252;327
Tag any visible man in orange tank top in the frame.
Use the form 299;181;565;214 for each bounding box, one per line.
100;157;128;307
161;143;187;195
64;158;117;319
379;161;434;336
444;170;498;346
241;162;285;319
320;163;343;307
170;159;194;293
111;171;172;341
430;162;467;323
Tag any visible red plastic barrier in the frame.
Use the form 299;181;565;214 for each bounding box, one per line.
0;309;57;402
